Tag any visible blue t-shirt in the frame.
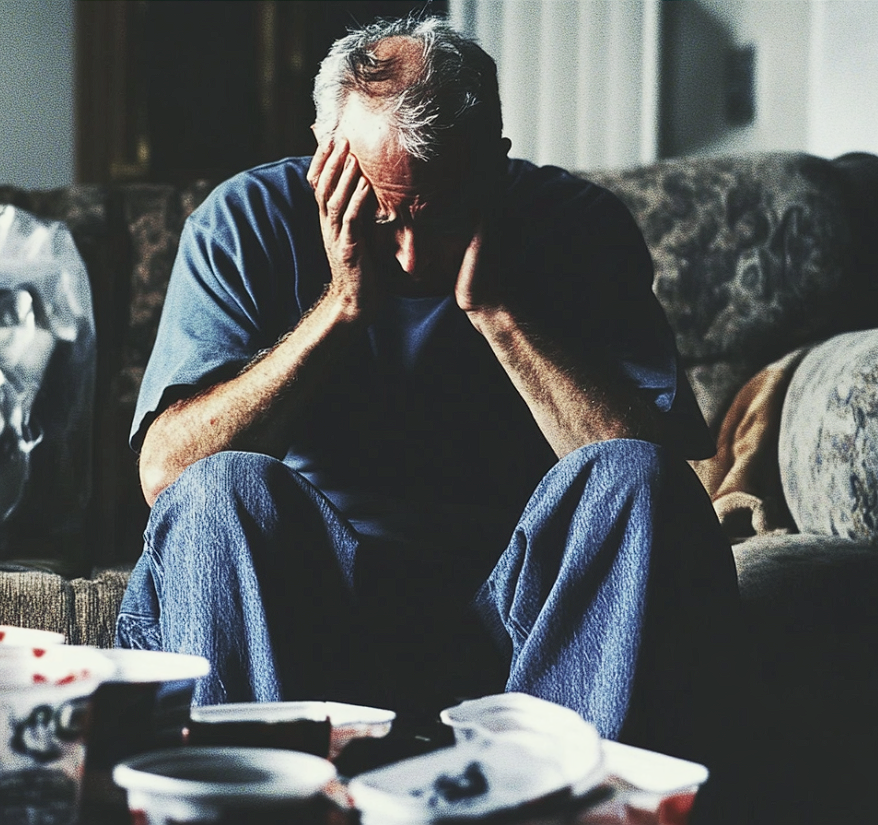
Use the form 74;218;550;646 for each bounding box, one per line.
133;157;713;548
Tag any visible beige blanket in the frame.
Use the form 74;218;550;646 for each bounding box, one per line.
692;347;812;541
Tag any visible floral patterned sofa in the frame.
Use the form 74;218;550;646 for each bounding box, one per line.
2;151;877;823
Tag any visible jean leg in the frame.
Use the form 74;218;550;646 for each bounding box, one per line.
475;439;741;757
116;451;363;706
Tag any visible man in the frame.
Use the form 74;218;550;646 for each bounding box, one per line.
117;16;739;768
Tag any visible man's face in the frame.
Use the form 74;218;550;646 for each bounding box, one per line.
335;95;481;297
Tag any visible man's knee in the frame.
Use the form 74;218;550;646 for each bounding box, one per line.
144;451;295;562
153;450;284;511
527;439;666;524
563;438;665;485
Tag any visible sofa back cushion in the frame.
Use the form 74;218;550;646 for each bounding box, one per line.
587;152;878;430
112;182;216;566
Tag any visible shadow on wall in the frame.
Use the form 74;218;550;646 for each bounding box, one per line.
660;2;736;158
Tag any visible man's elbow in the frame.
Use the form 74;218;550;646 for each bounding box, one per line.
138;442;181;508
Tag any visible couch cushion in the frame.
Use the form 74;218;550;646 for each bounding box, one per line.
779;329;878;539
0;567;130;647
118;182;216;409
588;152;878;431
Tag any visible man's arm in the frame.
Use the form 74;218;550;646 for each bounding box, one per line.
138;294;359;506
455;229;660;459
139;138;377;506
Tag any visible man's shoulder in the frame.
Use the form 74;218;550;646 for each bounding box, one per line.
190;157;316;230
225;156;313;194
504;158;617;216
502;158;634;245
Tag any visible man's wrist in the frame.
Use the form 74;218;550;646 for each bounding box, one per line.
464;304;517;337
319;280;373;326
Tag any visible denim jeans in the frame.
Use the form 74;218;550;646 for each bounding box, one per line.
117;439;741;763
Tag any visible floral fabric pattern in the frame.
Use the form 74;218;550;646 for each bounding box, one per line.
586;153;863;429
780;330;878;540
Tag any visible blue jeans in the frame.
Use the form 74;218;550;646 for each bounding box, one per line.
117;439;740;762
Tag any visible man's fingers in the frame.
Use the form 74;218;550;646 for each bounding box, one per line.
326;153;363;225
306;135;334;189
458;221;484;281
456;219;494;312
313;139;349;213
342;174;372;235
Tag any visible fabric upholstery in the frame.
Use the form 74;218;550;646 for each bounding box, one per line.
587;153;878;430
0;566;129;647
734;532;878;620
2;150;878;824
780;329;878;539
2;151;878;680
119;182;216;408
733;533;878;824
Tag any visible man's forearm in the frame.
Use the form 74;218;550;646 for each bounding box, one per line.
138;288;361;506
466;308;659;458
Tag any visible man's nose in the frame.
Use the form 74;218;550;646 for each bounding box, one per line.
395;226;420;273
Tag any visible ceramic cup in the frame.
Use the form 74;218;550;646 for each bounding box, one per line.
79;648;210;823
113;746;337;824
0;645;114;825
0;624;66;646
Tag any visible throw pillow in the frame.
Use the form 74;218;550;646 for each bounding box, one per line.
779;329;878;539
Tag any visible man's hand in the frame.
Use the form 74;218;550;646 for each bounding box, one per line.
454;220;504;316
307;137;379;323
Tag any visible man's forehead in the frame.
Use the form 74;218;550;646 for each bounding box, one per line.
336;95;395;157
337;94;468;194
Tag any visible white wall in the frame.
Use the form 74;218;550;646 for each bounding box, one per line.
0;0;75;189
809;0;878;158
661;0;812;158
666;0;878;161
2;0;877;187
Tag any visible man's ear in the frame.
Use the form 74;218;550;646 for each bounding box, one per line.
491;137;512;179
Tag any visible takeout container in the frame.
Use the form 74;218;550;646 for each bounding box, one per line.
587;740;710;825
113;746;337;824
441;692;606;794
79;648;211;820
187;700;395;759
350;694;605;823
349;733;603;824
375;692;710;825
0;644;115;825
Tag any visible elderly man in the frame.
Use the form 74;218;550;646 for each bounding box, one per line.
117;16;739;768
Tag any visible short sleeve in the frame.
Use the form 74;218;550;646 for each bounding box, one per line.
130;159;324;451
502;161;714;459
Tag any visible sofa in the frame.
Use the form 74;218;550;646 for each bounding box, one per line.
2;152;877;823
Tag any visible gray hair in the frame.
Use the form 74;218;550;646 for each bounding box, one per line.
312;15;502;163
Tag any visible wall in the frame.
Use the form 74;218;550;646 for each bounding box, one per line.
0;0;75;189
2;0;877;187
658;0;878;161
808;0;878;158
661;0;812;158
458;0;878;168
